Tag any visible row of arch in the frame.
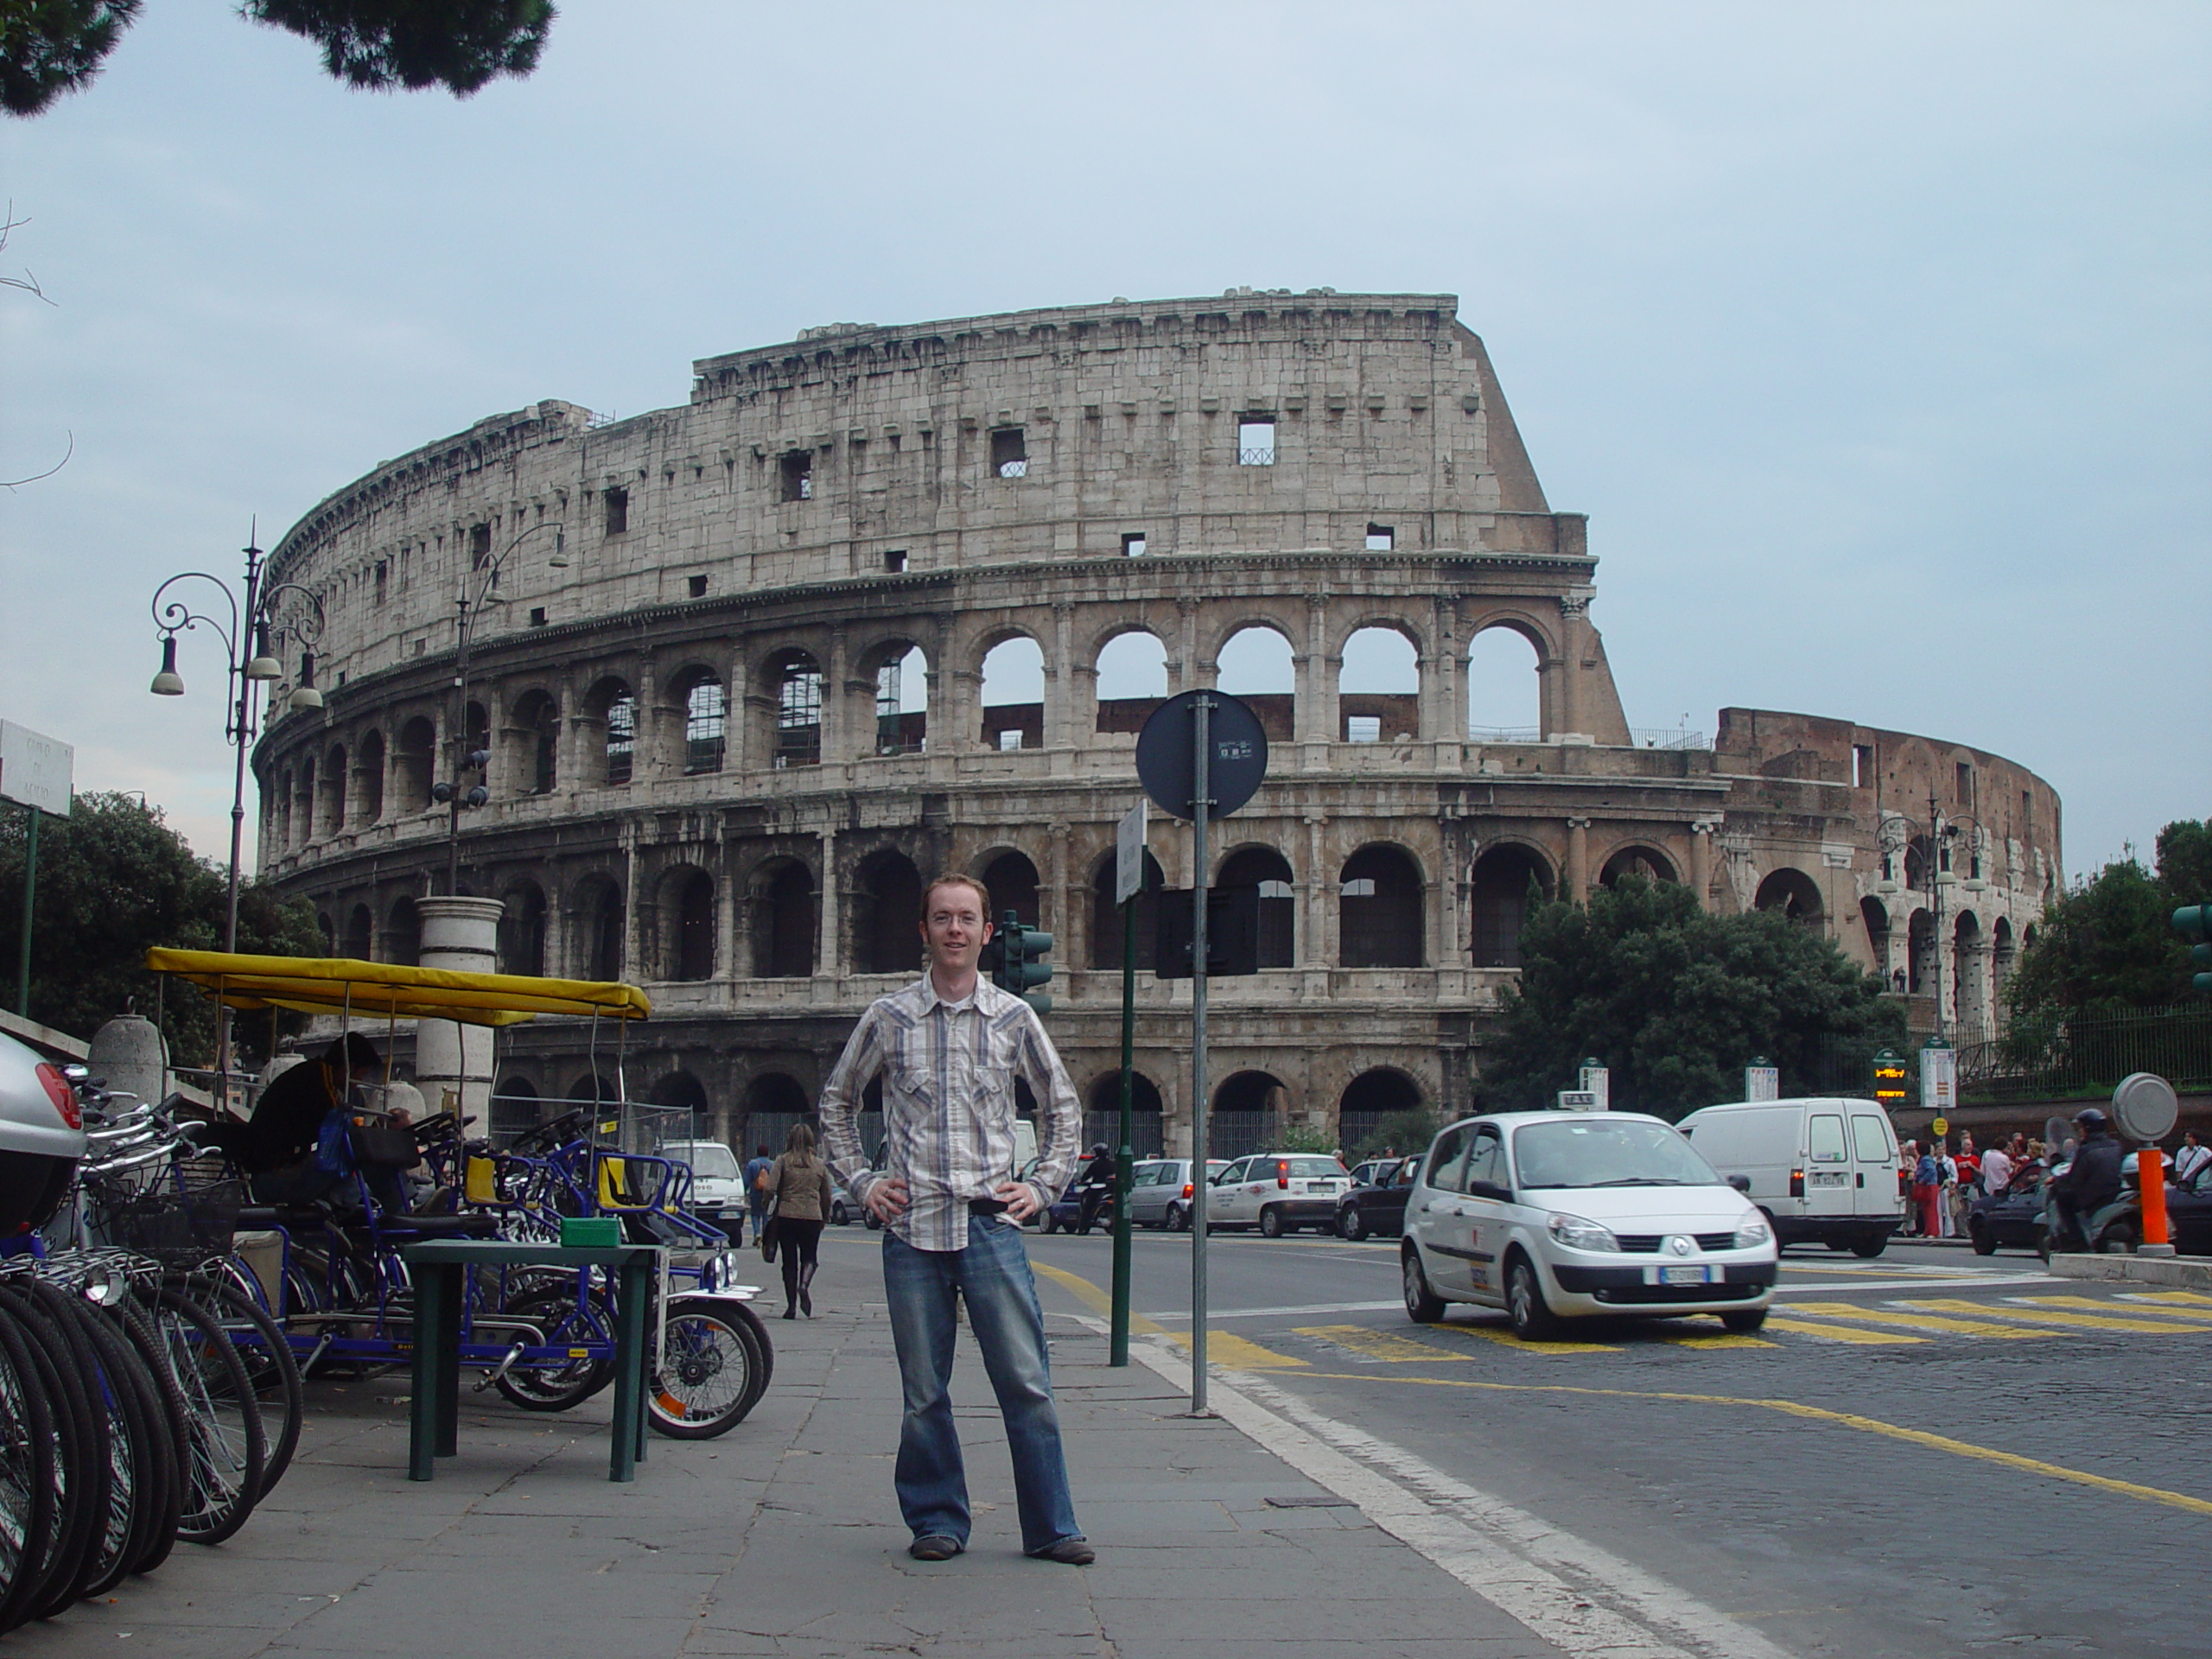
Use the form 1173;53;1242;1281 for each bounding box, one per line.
1860;899;2031;1031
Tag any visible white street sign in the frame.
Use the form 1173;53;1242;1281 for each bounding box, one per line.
0;721;73;817
1579;1064;1610;1111
1921;1044;1956;1117
1115;799;1147;906
1745;1065;1780;1101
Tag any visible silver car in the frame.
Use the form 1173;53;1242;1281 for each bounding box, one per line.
1126;1158;1230;1230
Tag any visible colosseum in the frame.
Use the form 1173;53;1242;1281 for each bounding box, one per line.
251;289;2063;1155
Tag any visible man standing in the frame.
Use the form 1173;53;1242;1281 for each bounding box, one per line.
819;874;1091;1566
1979;1137;2014;1200
742;1143;774;1249
2174;1129;2211;1190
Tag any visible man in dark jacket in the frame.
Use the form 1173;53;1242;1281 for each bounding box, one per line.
2050;1108;2124;1251
203;1033;380;1202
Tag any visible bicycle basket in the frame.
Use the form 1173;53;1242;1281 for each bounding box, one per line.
99;1174;245;1263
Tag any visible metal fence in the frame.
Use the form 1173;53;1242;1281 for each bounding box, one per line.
1958;1006;2212;1102
1082;1110;1166;1159
1206;1110;1281;1159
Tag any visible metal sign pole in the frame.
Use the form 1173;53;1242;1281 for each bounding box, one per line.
1189;692;1212;1414
1110;888;1136;1366
15;803;36;1017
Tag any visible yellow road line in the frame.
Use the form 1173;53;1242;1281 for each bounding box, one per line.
1440;1322;1620;1356
1764;1316;1925;1345
2122;1289;2212;1307
1904;1298;2206;1335
1296;1325;1472;1363
1031;1261;1161;1334
1033;1261;1306;1368
2033;1294;2212;1323
1787;1302;2055;1340
1655;1332;1778;1350
1284;1371;2212;1517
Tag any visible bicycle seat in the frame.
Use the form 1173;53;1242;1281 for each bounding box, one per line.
378;1211;500;1239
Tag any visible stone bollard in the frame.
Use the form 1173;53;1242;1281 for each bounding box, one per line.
414;896;505;1128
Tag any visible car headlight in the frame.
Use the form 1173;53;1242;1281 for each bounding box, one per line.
1546;1212;1618;1252
1733;1214;1772;1249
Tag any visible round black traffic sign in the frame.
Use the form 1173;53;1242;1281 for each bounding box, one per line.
1135;690;1269;821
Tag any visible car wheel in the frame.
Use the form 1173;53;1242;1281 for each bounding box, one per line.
865;1210;880;1231
2098;1221;2139;1255
1259;1207;1284;1239
1505;1255;1562;1342
1968;1218;1996;1256
1721;1308;1769;1334
1402;1248;1445;1324
1166;1203;1187;1232
1848;1233;1887;1259
1338;1206;1367;1242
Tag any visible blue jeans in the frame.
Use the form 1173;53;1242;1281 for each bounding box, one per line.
881;1217;1082;1554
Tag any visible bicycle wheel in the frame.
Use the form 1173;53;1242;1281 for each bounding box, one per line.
715;1298;774;1413
149;1286;266;1547
493;1286;616;1412
18;1281;115;1619
0;1281;95;1628
72;1306;168;1601
0;1299;57;1635
108;1300;186;1576
646;1306;762;1440
164;1271;302;1498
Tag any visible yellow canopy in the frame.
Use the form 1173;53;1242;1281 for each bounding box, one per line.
145;950;652;1027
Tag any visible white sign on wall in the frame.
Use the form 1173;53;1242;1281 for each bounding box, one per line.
0;721;73;817
1114;799;1148;906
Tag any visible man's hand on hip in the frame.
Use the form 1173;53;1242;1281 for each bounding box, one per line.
995;1181;1043;1222
865;1179;911;1223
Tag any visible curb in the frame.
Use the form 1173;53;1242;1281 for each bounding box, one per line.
2050;1253;2212;1289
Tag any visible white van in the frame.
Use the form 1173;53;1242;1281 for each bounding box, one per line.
1674;1097;1902;1256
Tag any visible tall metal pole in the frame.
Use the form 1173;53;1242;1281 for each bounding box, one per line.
15;804;36;1017
1188;691;1212;1414
446;594;473;896
213;541;264;1112
1109;889;1136;1367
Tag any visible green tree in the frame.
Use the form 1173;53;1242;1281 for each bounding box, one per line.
3;0;555;117
0;791;320;1065
1476;878;1905;1122
2002;820;2210;1020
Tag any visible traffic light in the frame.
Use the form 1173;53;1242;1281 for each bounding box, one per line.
988;909;1054;1014
2177;904;2212;993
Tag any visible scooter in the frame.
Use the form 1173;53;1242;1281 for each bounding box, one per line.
2037;1116;2139;1258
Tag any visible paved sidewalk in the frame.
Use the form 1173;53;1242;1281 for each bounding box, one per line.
18;1300;1566;1659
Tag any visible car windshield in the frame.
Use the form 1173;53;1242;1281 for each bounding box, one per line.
1287;1158;1344;1179
1510;1119;1720;1190
672;1144;741;1179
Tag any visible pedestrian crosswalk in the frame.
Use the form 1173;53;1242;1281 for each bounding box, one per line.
1279;1292;2212;1365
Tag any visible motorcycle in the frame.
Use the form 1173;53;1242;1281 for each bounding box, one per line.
2037;1116;2139;1258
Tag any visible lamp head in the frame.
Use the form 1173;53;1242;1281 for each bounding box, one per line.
465;785;489;809
547;528;568;569
244;620;282;681
150;635;186;696
288;651;323;711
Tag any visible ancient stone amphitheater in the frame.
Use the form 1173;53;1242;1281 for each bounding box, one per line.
254;290;2062;1154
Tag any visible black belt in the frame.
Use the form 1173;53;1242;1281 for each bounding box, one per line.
968;1198;1010;1217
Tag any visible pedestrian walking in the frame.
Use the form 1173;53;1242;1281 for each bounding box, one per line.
1912;1142;1942;1240
1936;1141;1959;1237
1898;1141;1921;1236
769;1123;834;1319
818;873;1092;1567
744;1144;774;1244
2175;1130;2211;1190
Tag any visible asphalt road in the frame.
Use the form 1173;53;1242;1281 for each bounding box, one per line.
813;1221;2207;1657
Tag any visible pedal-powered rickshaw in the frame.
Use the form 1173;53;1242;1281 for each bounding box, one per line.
142;949;771;1438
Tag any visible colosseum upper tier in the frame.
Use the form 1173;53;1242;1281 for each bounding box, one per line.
253;290;2063;1153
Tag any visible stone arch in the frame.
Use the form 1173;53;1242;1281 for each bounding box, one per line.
980;632;1045;751
1992;916;2017;999
1907;906;1937;995
569;1071;618;1105
1755;868;1825;927
343;903;373;962
1953;910;1986;1031
1862;895;1892;981
1217;843;1296;968
854;847;925;975
752;648;822;769
498;879;548;976
569;873;625;981
655;865;716;982
1085;1069;1166;1156
1211;1071;1291;1157
1470;842;1554;969
669;663;728;774
1338;623;1421;744
750;857;816;978
296;755;316;844
861;638;930;756
977;847;1042;930
1094;628;1167;734
386;894;422;967
273;767;293;849
395;715;436;810
490;1076;539;1145
510;689;561;796
741;1071;816;1160
315;909;335;950
320;743;347;830
1215;623;1295;745
648;1067;709;1115
1338;1067;1424;1155
356;728;385;823
1467;621;1544;738
1338;843;1424;968
583;676;637;786
1599;843;1679;887
1090;847;1165;969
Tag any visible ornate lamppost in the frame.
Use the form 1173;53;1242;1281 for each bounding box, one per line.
148;536;327;1103
1919;794;1986;1044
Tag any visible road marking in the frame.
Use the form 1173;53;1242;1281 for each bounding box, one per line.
1762;1316;1925;1344
1772;1273;2054;1294
1443;1320;1622;1356
2032;1294;2212;1323
2121;1289;2212;1307
1140;1298;1404;1322
1128;1339;1801;1659
1160;1329;1307;1369
1787;1302;2056;1340
1274;1370;2212;1519
1296;1325;1473;1363
1031;1261;1162;1334
1777;1261;2021;1276
1904;1298;2208;1335
1656;1332;1778;1350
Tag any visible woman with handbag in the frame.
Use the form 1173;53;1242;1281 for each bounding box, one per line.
769;1122;835;1318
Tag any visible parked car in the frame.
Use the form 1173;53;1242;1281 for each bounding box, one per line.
1125;1159;1231;1230
1336;1154;1422;1239
658;1137;750;1240
1208;1153;1352;1236
1401;1111;1778;1340
1967;1162;2050;1255
1674;1096;1903;1256
0;1031;86;1238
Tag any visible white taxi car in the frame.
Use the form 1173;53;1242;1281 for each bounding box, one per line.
1206;1153;1351;1236
1400;1111;1777;1339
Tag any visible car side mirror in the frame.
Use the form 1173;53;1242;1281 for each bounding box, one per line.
1467;1179;1510;1202
1727;1174;1751;1193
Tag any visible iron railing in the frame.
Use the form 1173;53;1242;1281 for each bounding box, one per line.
1959;1006;2212;1102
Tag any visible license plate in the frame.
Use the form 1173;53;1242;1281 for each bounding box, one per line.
1811;1172;1849;1187
1660;1265;1713;1287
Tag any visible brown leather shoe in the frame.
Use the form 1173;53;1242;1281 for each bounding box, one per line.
908;1535;964;1561
1028;1536;1095;1565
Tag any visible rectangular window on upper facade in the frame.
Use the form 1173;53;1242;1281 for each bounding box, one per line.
779;450;813;502
1122;532;1148;557
529;607;547;627
1853;744;1872;788
374;561;387;604
689;575;709;598
1346;715;1381;744
604;487;629;535
470;523;493;567
991;427;1027;479
1364;524;1394;550
1238;417;1275;466
884;549;908;573
999;728;1024;752
1956;761;1974;805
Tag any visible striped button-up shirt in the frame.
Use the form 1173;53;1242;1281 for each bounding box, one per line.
819;976;1083;1253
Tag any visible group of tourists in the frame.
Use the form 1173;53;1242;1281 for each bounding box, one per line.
1901;1130;2038;1239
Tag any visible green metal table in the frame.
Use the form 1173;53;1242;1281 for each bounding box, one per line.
400;1240;660;1483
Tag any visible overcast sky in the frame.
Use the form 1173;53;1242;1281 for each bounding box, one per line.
3;1;2205;880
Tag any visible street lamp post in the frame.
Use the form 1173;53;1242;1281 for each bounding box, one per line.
435;523;565;896
149;536;326;1106
1920;794;1986;1045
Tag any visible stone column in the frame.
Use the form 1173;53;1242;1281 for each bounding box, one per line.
817;830;841;982
1690;819;1719;910
1305;811;1332;988
824;626;853;766
1430;598;1461;769
414;895;504;1125
1566;817;1591;904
